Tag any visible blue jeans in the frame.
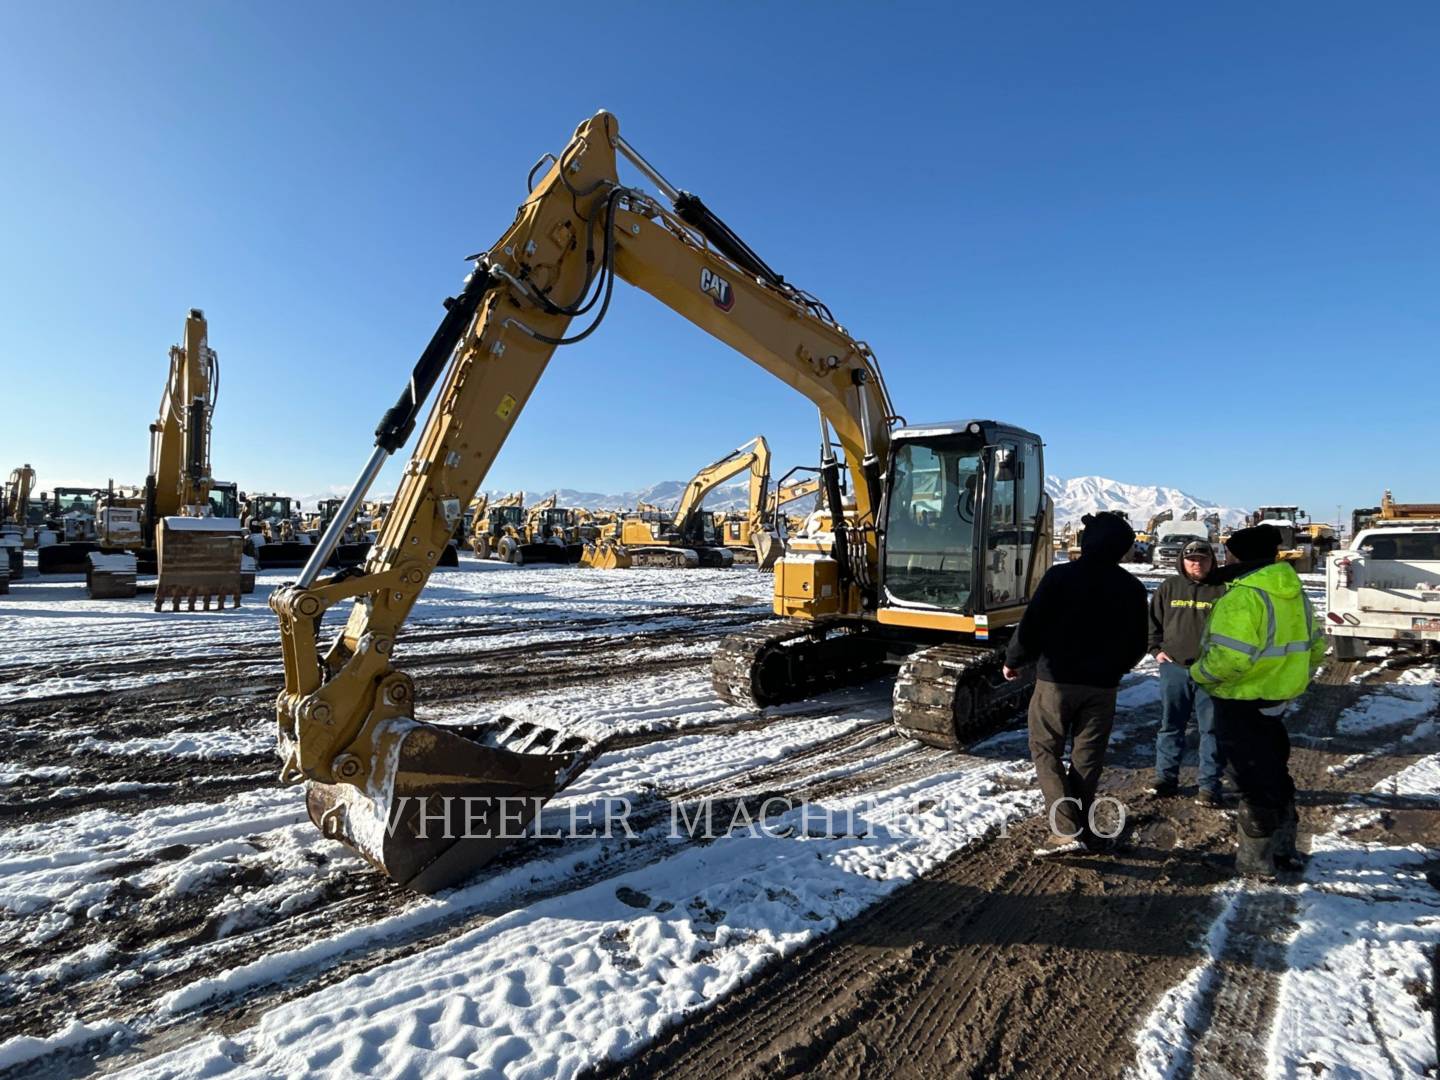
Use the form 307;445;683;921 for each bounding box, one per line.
1155;661;1222;791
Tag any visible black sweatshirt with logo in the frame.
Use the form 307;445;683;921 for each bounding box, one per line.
1147;562;1227;666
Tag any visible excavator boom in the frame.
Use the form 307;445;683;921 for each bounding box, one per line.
272;112;934;892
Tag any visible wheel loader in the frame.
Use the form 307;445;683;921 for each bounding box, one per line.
272;112;1051;892
310;498;372;568
469;491;523;558
243;494;314;570
1245;505;1336;573
575;508;632;569
34;487;103;573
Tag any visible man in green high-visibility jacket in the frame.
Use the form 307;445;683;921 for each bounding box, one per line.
1192;523;1326;878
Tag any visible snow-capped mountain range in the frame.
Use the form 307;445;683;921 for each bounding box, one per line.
292;475;1247;526
1044;475;1248;529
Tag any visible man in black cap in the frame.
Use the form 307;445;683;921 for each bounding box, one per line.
1147;539;1227;805
1004;512;1149;855
1192;523;1327;877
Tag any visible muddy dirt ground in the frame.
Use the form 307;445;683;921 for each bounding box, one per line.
600;659;1440;1080
0;566;1435;1078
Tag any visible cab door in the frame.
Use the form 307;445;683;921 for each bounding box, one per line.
982;442;1021;608
982;436;1044;609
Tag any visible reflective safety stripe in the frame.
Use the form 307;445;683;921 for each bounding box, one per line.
1258;590;1278;653
1207;633;1261;658
1251;588;1311;660
1258;640;1316;658
1302;598;1323;648
1195;659;1221;685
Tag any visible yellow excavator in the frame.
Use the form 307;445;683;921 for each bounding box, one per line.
1;465;36;579
621;437;772;568
710;437;783;568
272;112;1051;891
86;310;245;609
762;469;824;556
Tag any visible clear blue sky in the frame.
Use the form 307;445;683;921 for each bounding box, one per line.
3;3;1435;520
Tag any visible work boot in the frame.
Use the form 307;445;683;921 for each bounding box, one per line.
1274;800;1304;872
1148;779;1179;798
1235;802;1278;880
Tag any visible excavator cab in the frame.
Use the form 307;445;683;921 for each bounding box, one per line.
207;482;240;519
880;424;1046;614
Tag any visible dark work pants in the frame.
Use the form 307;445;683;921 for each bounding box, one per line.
1027;679;1117;838
1211;696;1296;835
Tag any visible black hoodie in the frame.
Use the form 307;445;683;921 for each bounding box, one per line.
1147;551;1227;665
1004;514;1149;688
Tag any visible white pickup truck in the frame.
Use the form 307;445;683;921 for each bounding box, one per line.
1324;514;1440;659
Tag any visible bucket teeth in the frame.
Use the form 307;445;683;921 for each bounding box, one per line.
306;715;607;893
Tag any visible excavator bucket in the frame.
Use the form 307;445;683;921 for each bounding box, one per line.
306;716;605;893
580;539;632;570
155;518;245;611
753;529;781;571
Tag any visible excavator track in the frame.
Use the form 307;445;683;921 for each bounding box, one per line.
630;547;703;570
712;619;889;710
892;642;1035;750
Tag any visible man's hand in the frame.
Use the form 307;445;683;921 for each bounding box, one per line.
1002;665;1020;682
1155;651;1173;665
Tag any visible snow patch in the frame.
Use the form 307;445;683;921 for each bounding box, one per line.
1266;838;1440;1078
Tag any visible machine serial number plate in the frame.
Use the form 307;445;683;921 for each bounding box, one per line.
1412;617;1440;631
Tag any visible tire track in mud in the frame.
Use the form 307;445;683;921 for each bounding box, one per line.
0;690;961;1074
5;644;1424;1078
598;660;1435;1080
1173;660;1437;1080
597;782;1236;1080
0;602;768;708
0;610;776;825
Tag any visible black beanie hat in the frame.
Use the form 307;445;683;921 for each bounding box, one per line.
1079;511;1136;563
1226;523;1282;564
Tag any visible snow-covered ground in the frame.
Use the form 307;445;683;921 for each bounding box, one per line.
1130;668;1440;1079
1;556;1435;1077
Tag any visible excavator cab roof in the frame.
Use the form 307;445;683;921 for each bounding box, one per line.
892;419;1040;445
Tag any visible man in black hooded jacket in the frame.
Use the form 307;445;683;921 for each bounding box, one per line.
1004;512;1149;854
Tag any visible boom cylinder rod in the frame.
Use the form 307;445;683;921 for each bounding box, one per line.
614;134;681;203
297;445;388;589
299;263;494;589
